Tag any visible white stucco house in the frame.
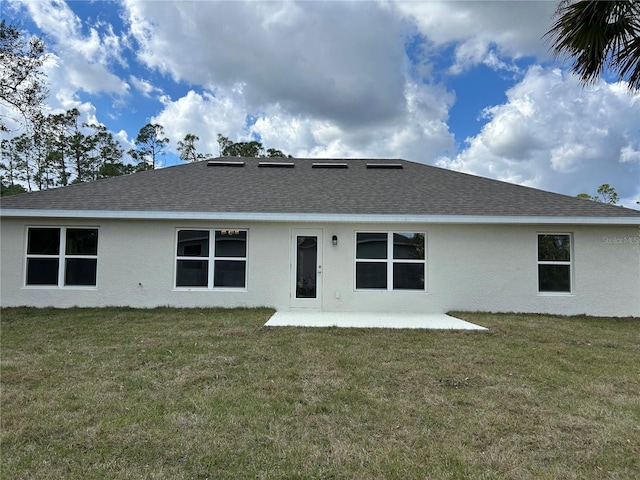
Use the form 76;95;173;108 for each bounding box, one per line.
1;157;639;317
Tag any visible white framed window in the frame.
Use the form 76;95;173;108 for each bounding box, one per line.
355;232;426;291
175;229;247;289
537;233;572;293
25;227;98;287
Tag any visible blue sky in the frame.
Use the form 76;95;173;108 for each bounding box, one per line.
2;0;639;207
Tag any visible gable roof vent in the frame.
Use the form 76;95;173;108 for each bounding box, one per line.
366;163;403;169
207;160;245;167
258;161;295;168
312;162;349;169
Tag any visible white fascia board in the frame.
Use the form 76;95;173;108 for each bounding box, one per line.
2;208;639;225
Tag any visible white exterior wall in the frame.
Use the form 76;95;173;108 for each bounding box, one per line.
0;218;292;309
321;223;639;317
1;217;638;316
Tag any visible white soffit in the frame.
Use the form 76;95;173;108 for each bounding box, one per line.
1;209;639;225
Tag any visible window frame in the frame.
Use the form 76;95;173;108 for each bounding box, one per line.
174;228;248;291
24;226;99;288
537;232;573;295
354;231;427;292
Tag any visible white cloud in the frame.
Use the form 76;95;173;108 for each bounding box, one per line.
395;1;558;73
250;80;457;161
123;0;408;127
152;80;455;163
151;89;249;157
114;129;135;155
620;145;640;163
438;66;640;208
130;76;163;98
18;0;129;95
123;0;458;162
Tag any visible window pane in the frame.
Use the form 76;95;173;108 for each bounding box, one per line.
176;260;208;287
215;230;247;257
393;232;425;260
26;258;59;285
214;260;246;288
393;263;425;290
356;233;387;259
539;265;571;292
356;262;387;289
27;228;60;255
538;235;570;261
177;230;209;257
65;258;97;286
66;229;98;255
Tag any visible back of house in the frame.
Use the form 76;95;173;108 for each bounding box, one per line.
1;158;639;316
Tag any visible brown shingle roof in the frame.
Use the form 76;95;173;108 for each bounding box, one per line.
2;158;639;219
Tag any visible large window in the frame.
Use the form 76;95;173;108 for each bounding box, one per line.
355;232;426;291
26;227;98;287
537;233;572;293
176;229;247;289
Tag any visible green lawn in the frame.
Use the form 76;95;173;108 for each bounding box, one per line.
1;308;639;479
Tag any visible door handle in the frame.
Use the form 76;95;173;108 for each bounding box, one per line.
318;265;322;274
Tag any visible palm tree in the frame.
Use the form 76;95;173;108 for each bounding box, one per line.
545;0;640;90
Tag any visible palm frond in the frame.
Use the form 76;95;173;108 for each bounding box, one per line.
545;0;640;90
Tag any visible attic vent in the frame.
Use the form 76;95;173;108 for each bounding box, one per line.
258;161;295;168
312;162;349;169
366;163;403;169
207;160;245;167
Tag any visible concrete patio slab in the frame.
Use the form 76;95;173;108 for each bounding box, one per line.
265;311;488;330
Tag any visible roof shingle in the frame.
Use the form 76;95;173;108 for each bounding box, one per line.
1;158;639;219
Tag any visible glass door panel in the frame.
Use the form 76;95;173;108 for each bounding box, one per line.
296;236;317;298
291;229;323;309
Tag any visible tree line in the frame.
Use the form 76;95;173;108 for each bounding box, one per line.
0;116;291;196
2;108;127;194
1;117;291;195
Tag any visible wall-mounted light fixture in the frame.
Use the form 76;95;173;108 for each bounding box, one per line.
332;235;338;246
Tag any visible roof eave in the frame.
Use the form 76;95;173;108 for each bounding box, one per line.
2;209;639;225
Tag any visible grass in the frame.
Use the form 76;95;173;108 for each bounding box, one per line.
1;308;639;479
